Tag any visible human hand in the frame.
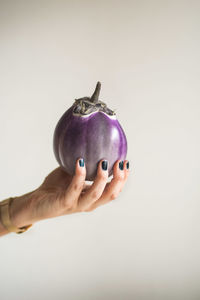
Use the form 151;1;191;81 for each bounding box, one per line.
30;158;129;223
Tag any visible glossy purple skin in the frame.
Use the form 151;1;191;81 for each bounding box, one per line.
53;105;127;181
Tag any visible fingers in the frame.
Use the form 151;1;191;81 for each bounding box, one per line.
85;159;129;211
62;158;129;213
63;158;86;208
78;160;109;211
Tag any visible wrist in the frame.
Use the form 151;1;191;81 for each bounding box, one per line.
9;190;38;228
0;214;8;235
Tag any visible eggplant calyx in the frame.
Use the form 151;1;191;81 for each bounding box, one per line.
73;82;116;116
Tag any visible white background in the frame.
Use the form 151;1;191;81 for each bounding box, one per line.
0;1;200;299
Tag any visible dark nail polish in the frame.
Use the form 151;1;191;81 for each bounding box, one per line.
126;161;129;169
79;158;84;167
102;160;108;171
119;161;124;170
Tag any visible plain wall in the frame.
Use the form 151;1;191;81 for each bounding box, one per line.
0;1;200;299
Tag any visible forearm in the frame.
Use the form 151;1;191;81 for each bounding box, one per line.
0;190;38;237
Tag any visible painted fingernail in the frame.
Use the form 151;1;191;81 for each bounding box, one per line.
126;161;129;169
102;160;108;171
79;158;84;167
119;161;124;170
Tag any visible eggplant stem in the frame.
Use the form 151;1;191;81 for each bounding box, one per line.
90;82;101;103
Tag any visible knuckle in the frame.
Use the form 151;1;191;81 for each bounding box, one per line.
116;175;124;183
86;207;94;212
80;206;94;212
73;182;83;191
62;196;75;210
98;173;108;182
110;193;118;200
78;207;85;212
91;190;101;200
70;201;77;209
63;201;73;210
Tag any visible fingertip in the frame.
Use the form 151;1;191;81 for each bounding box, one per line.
124;160;130;171
97;159;109;178
113;159;123;171
113;159;125;180
123;159;130;180
100;159;108;170
78;158;85;167
76;158;86;177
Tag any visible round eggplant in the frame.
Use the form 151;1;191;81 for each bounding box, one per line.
53;82;127;181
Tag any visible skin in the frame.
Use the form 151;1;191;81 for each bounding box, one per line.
0;159;129;237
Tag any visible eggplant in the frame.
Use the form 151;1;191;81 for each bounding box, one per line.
53;82;127;181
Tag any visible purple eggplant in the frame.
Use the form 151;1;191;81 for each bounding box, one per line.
53;82;127;181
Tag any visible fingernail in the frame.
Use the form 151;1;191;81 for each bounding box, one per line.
126;161;129;169
102;160;108;171
119;161;124;170
79;158;84;167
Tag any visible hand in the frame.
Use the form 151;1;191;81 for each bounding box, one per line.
30;159;129;223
